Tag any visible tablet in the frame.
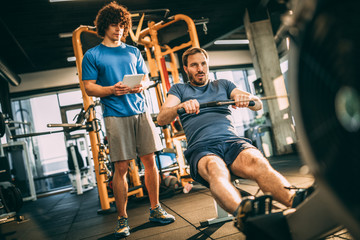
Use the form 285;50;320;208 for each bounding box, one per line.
122;74;145;88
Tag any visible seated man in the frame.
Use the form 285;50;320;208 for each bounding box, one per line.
157;47;299;231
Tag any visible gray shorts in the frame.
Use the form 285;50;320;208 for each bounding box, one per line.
104;112;163;162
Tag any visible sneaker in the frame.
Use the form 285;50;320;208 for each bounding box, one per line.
149;205;175;224
291;185;315;208
234;196;255;232
114;216;130;238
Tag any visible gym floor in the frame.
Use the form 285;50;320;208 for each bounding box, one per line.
0;153;348;240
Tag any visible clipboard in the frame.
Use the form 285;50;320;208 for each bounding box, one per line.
122;74;145;88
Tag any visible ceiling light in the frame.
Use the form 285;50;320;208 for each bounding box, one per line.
49;0;75;2
59;32;73;38
286;37;290;50
67;56;76;62
214;39;249;45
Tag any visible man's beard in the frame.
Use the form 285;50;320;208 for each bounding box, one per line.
189;72;208;86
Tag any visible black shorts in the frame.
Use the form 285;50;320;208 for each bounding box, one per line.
184;138;255;187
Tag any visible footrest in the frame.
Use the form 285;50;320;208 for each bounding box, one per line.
128;185;143;192
200;215;233;227
249;195;273;216
199;199;234;228
180;174;191;179
234;195;273;232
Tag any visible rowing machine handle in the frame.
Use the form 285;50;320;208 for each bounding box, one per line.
177;100;255;115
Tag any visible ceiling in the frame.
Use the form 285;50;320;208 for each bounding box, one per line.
0;0;287;79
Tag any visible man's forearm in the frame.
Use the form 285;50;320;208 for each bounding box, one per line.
84;82;114;98
157;106;179;126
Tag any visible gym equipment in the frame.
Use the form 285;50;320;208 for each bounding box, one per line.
9;130;65;139
3;109;98;197
200;178;271;228
46;105;124;202
288;0;360;238
0;118;25;224
131;11;201;186
163;175;179;189
154;149;184;195
0;156;11;183
67;142;94;195
1;142;36;202
156;148;181;173
245;125;274;157
0;182;24;224
177;95;289;114
237;0;360;239
0;182;23;213
0;113;37;202
8;110;91;140
200;199;234;227
0;112;5;138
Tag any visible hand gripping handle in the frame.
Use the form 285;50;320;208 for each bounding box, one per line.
177;100;255;115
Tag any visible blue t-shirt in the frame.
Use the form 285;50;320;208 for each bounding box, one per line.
82;43;149;117
168;79;238;149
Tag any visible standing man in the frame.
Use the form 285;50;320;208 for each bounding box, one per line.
82;2;175;238
157;47;304;231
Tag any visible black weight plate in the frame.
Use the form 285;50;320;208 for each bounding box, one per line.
297;0;360;226
3;186;23;213
0;112;5;137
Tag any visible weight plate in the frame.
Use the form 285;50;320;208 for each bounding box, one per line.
3;185;23;213
296;0;360;227
0;112;5;137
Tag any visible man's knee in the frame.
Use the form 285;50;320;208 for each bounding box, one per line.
140;153;157;169
114;161;129;175
241;149;268;165
233;149;270;178
209;160;227;174
200;157;230;181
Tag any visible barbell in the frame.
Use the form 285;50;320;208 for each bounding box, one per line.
177;95;289;115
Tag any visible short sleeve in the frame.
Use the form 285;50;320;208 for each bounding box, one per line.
82;51;98;80
219;79;237;99
135;49;149;75
168;84;183;101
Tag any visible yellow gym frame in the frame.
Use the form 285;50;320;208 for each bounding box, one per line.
72;12;199;211
130;13;199;184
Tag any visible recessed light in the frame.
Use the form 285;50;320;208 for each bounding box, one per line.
214;39;249;45
67;56;76;62
49;0;74;2
59;33;73;38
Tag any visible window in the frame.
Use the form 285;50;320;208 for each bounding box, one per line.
10;89;95;194
210;68;260;137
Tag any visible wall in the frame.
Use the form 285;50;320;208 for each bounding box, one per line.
9;67;79;94
8;50;253;94
208;50;252;67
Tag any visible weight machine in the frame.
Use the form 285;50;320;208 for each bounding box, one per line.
66;133;95;195
0;113;36;202
129;11;201;185
0;113;25;224
232;0;360;239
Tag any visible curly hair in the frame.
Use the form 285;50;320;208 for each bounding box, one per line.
182;47;209;67
94;1;132;42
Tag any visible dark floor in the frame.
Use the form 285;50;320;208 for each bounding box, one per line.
0;154;330;240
